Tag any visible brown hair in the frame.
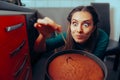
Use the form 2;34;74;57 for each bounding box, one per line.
64;6;99;53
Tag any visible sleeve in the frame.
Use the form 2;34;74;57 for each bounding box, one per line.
93;29;109;60
46;32;66;52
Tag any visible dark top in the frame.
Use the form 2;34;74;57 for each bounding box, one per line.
46;28;109;60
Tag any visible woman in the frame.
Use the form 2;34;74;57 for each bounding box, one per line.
34;5;109;60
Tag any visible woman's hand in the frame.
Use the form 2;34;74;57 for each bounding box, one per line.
34;17;62;38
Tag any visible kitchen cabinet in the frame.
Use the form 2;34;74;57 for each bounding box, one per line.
0;10;32;80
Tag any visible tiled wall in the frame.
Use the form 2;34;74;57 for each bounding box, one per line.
22;0;94;8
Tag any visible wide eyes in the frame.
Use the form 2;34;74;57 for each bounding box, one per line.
83;22;90;27
71;22;78;26
71;21;90;28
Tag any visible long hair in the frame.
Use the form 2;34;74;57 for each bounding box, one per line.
64;6;100;53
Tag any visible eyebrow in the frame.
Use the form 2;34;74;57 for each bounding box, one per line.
83;20;92;23
72;19;92;22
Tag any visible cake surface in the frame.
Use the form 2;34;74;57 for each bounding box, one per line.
48;53;104;80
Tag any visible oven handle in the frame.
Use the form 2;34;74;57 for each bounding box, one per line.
10;40;26;57
6;23;23;32
24;67;30;80
14;55;28;77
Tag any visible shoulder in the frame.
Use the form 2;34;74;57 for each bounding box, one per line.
98;28;109;41
93;28;109;59
96;28;109;47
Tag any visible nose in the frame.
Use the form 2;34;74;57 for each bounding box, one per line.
77;25;83;33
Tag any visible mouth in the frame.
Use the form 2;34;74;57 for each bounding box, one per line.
76;35;85;39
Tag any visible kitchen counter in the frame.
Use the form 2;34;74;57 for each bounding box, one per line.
0;10;33;15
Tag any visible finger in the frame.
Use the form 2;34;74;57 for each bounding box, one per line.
44;17;54;23
47;22;61;31
44;17;59;30
37;19;47;25
34;23;38;27
34;23;42;28
37;17;62;32
55;25;62;33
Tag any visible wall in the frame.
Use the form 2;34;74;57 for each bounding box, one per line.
22;0;120;41
94;0;120;41
21;0;94;8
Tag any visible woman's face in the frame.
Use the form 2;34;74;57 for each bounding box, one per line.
70;11;95;44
